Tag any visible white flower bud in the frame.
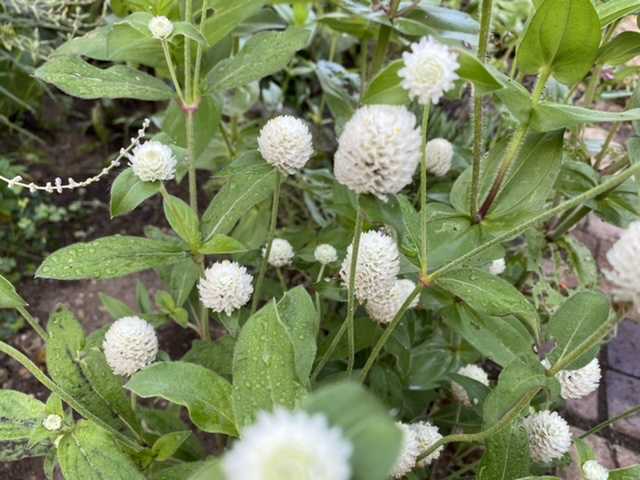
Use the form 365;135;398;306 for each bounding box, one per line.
257;115;314;174
103;316;158;376
129;141;177;182
489;258;506;275
521;410;572;463
451;364;490;407
583;460;609;480
264;238;295;267
198;260;254;316
410;421;443;467
426;138;454;177
42;414;63;432
314;244;338;265
149;16;174;40
365;279;418;324
391;422;420;479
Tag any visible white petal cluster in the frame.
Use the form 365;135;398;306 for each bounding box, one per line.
426;138;454;177
129;141;176;182
148;16;174;40
556;358;601;400
257;115;314;175
399;36;460;105
489;258;506;275
604;221;640;313
264;238;295;267
334;105;421;201
222;408;352;480
366;279;418;324
391;422;420;479
198;260;254;316
103;316;158;376
411;421;443;467
583;460;609;480
451;364;490;407
521;410;572;463
314;244;338;265
42;414;63;432
339;230;400;304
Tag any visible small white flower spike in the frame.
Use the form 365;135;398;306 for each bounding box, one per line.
103;316;158;376
426;138;454;177
451;364;490;407
314;244;338;265
410;421;444;467
257;115;314;174
198;260;254;316
604;221;640;313
521;410;572;463
583;460;609;480
149;16;174;40
129;141;177;182
42;414;63;432
391;422;420;479
264;238;295;267
365;279;419;324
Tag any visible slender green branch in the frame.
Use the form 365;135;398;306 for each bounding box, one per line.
580;404;640;439
314;264;326;319
161;41;185;104
419;103;431;276
186;110;198;212
184;0;193;103
346;201;363;375
548;205;590;241
219;122;236;158
192;0;208;97
370;0;399;76
594;122;620;169
17;306;48;341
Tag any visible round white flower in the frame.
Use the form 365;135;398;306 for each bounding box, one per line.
426;138;454;177
399;36;459;105
103;316;158;376
451;364;490;407
521;410;572;463
489;258;506;275
339;230;400;303
604;221;640;313
314;244;338;265
148;16;174;40
366;279;419;324
555;358;601;400
42;414;63;432
222;408;352;480
198;260;253;316
129;141;176;182
391;422;420;479
583;460;609;480
264;238;295;267
410;421;443;467
334;105;421;201
257;115;314;174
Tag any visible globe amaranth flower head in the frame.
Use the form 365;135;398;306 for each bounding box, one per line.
426;138;454;177
334;105;421;201
148;16;174;40
314;243;338;265
198;260;253;316
410;421;444;467
263;238;295;267
339;230;400;304
366;279;419;324
128;140;177;182
222;408;352;480
257;115;314;175
399;36;459;105
103;316;158;376
583;460;609;480
451;364;490;407
489;258;506;275
604;221;640;313
391;422;420;479
521;410;572;463
555;358;601;400
42;414;63;432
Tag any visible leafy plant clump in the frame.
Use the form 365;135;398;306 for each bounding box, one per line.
1;0;640;479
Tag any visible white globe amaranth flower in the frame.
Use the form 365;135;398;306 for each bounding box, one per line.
42;414;63;432
399;36;460;105
604;221;640;312
426;138;454;177
489;258;506;275
128;140;177;182
263;238;295;267
555;358;601;400
198;260;253;316
521;410;572;463
451;364;490;407
103;316;158;376
339;230;400;303
410;421;443;467
222;408;352;480
314;244;338;265
334;105;421;201
583;460;609;480
365;278;419;324
257;115;314;175
391;422;420;479
148;16;174;40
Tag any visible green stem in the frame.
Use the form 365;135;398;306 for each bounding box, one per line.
251;171;282;314
346;201;363;375
276;268;287;291
548;205;590;241
359;284;422;382
197;257;211;341
369;0;400;76
184;0;193;103
219;122;236;159
186;110;198;212
419;103;431;276
0;341;144;451
17;306;47;341
580;404;640;439
594;122;620;169
314;264;326;320
192;0;207;97
161;41;185;104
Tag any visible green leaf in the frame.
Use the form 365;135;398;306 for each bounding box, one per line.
477;422;531;480
110;168;160;218
557;237;598;288
171;22;208;47
598;32;640;66
162;193;201;248
362;60;409;105
434;268;540;338
126;361;237;436
457;49;504;94
516;0;601;85
58;421;145;480
99;293;135;320
597;0;640;27
188;458;225;480
202;0;266;47
152;431;191;462
159;258;200;307
198;234;248;255
35;56;174;100
207;28;309;92
547;290;610;369
232;300;306;429
36;235;187;280
0;273;26;309
610;465;640;479
0;390;49;461
315;60;358;133
182;338;235;377
150;462;206;480
163;95;220;161
302;382;402;480
531;103;640;131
